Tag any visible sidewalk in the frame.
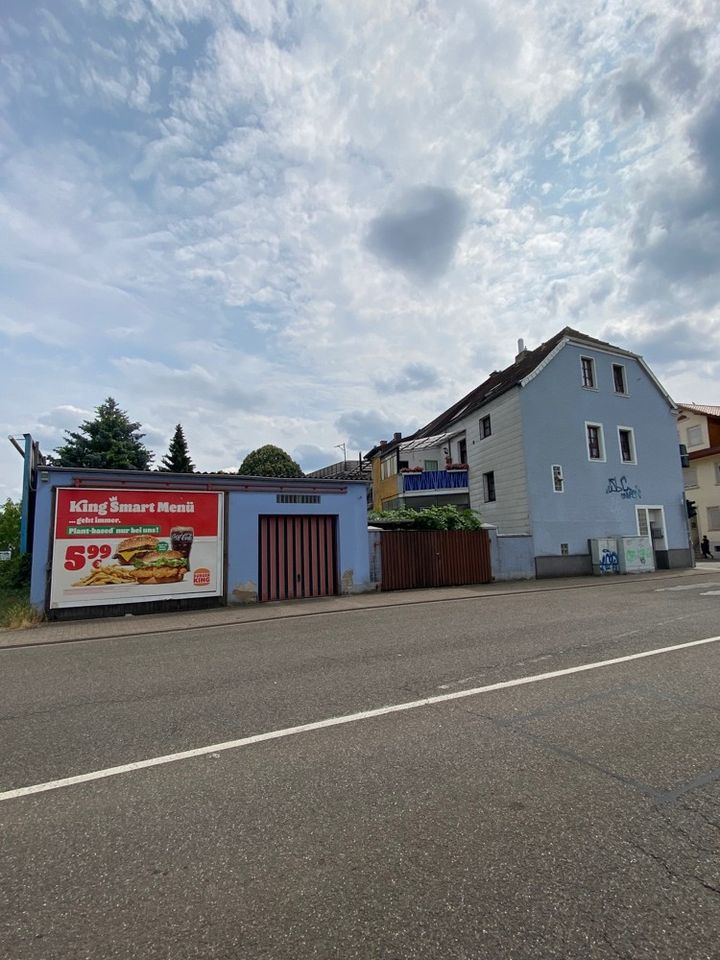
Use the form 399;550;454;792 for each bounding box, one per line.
2;565;719;650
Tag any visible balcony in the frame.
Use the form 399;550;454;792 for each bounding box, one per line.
402;469;469;495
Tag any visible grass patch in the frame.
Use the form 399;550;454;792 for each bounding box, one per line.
0;587;42;629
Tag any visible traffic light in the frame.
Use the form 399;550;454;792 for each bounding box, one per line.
686;499;697;519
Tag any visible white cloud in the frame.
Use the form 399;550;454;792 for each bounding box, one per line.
0;0;719;503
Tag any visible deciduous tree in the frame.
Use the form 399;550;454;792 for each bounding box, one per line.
238;445;304;478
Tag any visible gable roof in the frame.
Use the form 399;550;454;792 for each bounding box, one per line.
416;326;671;437
678;403;720;420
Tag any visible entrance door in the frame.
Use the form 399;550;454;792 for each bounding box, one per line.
636;505;668;569
258;515;338;602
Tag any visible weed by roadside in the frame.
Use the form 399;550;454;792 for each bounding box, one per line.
0;554;41;629
1;591;43;629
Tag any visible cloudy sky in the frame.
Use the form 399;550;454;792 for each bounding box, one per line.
2;0;719;498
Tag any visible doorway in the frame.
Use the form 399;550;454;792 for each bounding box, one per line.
636;505;668;569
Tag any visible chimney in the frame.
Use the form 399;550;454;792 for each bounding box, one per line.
379;440;387;448
393;432;402;442
515;337;529;362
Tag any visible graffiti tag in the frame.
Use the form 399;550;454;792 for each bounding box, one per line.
599;548;619;574
606;476;642;500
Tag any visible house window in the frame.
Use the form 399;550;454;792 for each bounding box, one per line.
585;422;605;461
687;424;703;447
480;415;492;438
552;464;564;493
683;467;698;489
380;457;397;480
560;543;569;556
457;438;467;464
716;463;720;485
424;459;438;471
483;471;496;502
708;506;720;531
612;364;627;394
618;427;636;464
581;356;596;389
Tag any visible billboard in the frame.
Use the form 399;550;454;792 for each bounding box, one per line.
49;488;224;609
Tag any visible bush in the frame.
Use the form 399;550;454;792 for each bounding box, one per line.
369;505;482;530
0;552;32;589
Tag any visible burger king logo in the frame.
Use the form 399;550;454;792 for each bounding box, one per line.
193;567;211;587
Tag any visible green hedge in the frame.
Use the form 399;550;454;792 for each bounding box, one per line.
369;505;481;530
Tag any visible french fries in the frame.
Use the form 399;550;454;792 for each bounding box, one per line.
72;564;138;586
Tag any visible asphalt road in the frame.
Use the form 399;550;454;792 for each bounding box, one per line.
3;571;720;958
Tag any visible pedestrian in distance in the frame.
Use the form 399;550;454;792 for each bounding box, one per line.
701;535;712;559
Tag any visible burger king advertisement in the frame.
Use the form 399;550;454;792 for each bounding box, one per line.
49;488;224;608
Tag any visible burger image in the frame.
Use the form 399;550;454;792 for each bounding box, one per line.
131;550;189;584
113;535;159;566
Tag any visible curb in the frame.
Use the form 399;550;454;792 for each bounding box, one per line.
1;567;714;651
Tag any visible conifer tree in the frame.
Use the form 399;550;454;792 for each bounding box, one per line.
52;398;153;470
159;423;195;473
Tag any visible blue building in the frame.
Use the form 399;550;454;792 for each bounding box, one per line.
412;327;691;577
28;467;372;618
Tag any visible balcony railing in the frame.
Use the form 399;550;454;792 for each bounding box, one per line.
402;469;469;493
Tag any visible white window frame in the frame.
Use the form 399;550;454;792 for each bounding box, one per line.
580;356;597;390
636;505;667;544
686;424;704;448
423;459;438;472
708;506;720;531
585;421;606;462
612;363;627;395
683;466;699;489
551;464;565;493
617;426;637;465
480;415;492;438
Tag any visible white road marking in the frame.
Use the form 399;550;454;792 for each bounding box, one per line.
2;634;720;804
701;591;720;596
655;583;720;592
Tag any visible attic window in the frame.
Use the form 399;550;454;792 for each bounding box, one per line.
581;356;596;389
612;364;627;395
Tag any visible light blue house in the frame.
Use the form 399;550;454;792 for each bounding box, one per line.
414;327;691;577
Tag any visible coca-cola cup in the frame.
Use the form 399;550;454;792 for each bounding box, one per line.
170;526;194;562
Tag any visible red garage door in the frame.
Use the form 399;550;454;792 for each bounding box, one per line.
258;515;338;602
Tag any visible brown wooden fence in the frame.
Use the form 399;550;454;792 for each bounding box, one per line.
380;529;492;591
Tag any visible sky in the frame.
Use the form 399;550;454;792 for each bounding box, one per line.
1;0;719;499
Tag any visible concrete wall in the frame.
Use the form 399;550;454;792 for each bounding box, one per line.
486;529;534;580
535;555;593;578
520;342;691;566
